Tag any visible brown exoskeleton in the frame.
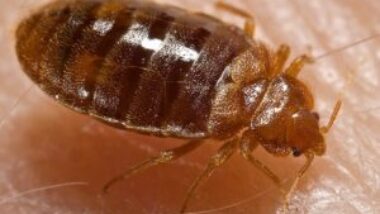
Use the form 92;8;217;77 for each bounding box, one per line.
15;0;342;213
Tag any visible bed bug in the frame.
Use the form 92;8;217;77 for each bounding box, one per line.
15;0;342;213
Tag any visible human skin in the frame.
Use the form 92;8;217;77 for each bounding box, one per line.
0;0;379;213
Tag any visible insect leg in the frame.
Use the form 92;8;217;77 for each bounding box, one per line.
284;54;314;77
102;139;204;194
271;44;291;76
283;152;314;211
239;131;284;192
180;138;238;213
215;1;255;37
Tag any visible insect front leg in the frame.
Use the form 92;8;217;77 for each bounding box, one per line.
215;1;255;37
180;137;238;213
282;152;314;212
240;130;284;192
240;130;315;213
102;139;204;194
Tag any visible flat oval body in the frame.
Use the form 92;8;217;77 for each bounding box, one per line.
16;0;262;138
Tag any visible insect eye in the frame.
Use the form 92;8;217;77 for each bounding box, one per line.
292;147;302;157
312;112;320;121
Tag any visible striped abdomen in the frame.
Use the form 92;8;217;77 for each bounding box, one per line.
16;0;254;138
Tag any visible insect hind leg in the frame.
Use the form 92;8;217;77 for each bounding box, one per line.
180;138;238;213
102;139;203;194
215;1;255;37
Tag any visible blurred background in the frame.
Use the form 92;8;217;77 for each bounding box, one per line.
0;0;379;213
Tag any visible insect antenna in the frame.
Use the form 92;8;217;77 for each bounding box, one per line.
313;33;380;61
320;100;342;134
309;34;378;133
285;33;380;77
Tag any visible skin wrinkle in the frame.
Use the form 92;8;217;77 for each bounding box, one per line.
322;184;361;213
321;0;364;45
336;185;371;213
308;3;378;101
306;165;366;213
291;0;351;92
338;2;379;93
0;85;34;129
289;2;342;97
0;0;379;213
328;134;372;193
351;117;380;157
353;128;380;189
324;151;378;212
368;2;380;22
0;182;88;204
332;159;369;198
302;4;378;202
345;0;380;37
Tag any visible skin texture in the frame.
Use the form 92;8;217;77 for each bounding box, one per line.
0;0;379;213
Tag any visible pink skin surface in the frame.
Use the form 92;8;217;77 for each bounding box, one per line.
1;0;379;213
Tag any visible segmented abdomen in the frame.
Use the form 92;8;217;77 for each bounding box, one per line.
16;0;250;138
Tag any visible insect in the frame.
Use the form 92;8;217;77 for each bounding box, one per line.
15;0;342;213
